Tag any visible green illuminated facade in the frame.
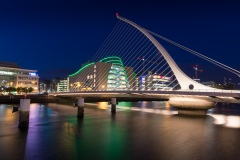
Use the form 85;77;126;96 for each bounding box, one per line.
100;57;129;90
69;63;94;77
68;56;134;91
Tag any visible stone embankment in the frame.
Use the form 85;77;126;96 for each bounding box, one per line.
0;94;75;104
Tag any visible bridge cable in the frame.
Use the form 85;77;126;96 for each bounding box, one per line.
70;21;124;91
91;22;146;90
146;30;240;77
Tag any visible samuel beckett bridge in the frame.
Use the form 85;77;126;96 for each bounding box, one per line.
50;14;240;115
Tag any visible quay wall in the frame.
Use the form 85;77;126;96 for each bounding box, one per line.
0;94;166;104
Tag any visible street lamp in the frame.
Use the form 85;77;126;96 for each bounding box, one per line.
102;85;105;90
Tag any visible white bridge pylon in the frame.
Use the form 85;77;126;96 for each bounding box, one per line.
117;14;213;91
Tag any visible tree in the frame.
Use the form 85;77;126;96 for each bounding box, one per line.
5;87;10;92
4;87;16;94
17;87;22;94
16;87;34;94
22;87;28;93
9;87;16;92
27;87;34;93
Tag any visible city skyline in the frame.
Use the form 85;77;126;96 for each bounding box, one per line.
0;0;240;83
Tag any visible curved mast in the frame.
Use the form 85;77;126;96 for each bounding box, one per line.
116;14;213;90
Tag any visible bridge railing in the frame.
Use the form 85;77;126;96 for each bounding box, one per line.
178;89;240;94
51;88;240;95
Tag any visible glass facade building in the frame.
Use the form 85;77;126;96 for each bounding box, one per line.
68;56;134;91
139;71;172;90
57;78;69;92
100;57;129;90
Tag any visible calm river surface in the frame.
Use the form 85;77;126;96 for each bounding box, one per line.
0;101;240;160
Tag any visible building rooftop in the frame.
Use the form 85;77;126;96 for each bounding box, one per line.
0;62;20;68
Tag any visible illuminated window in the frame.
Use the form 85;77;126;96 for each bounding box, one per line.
99;56;129;90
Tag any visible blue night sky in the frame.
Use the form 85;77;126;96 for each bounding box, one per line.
0;0;240;83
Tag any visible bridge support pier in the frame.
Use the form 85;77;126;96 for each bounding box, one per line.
77;98;84;118
111;98;117;113
18;99;30;128
169;97;216;116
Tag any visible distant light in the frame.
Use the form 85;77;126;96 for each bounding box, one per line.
0;71;14;75
29;73;37;76
209;114;240;128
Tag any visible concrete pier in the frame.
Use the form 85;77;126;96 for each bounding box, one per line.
77;98;84;118
169;97;216;116
18;99;30;128
111;98;117;113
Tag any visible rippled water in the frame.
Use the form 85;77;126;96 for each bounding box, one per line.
0;102;240;160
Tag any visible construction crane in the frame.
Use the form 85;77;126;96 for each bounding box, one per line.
193;64;203;79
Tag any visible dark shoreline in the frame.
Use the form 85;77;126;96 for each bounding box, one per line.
0;94;167;104
0;95;74;104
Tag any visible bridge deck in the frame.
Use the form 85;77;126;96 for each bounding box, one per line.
50;90;240;104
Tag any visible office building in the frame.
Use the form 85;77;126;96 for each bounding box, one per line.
57;78;69;92
0;62;39;92
139;71;172;90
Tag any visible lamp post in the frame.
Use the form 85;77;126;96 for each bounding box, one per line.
102;85;105;91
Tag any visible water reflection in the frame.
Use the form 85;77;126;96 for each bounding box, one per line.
0;104;18;124
95;101;240;128
0;102;240;159
0;104;28;159
208;114;240;128
96;101;178;116
97;102;109;110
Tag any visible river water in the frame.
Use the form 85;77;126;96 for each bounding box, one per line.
0;102;240;160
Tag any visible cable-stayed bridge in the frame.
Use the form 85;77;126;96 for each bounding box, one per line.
50;14;240;115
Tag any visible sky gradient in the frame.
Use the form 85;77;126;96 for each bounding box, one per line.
0;0;240;83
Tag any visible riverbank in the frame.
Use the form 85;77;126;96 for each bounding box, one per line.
0;95;75;104
0;94;166;104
